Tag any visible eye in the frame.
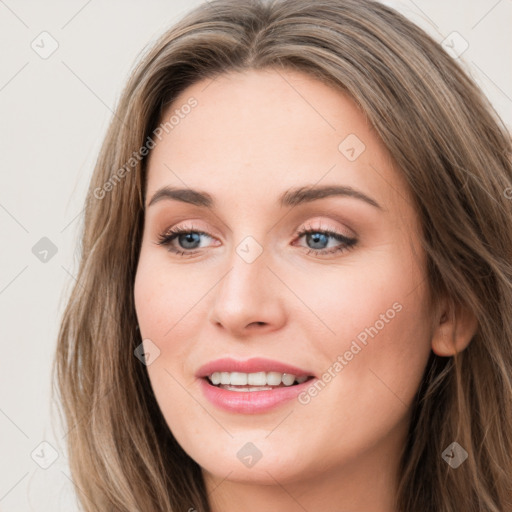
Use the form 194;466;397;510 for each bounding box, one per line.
293;223;357;257
156;224;215;257
156;222;358;258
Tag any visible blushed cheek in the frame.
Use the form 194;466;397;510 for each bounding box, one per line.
134;264;203;383
316;285;404;358
135;258;185;338
134;270;163;337
318;266;431;399
344;301;432;408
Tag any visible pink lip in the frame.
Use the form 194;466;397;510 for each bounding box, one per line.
195;357;314;378
199;377;317;414
196;357;316;414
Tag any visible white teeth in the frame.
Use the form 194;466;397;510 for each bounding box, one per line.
281;373;296;386
208;371;310;387
247;371;267;386
230;372;248;385
266;371;282;386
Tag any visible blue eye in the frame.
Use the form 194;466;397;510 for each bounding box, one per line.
294;227;357;256
156;225;358;258
156;226;213;257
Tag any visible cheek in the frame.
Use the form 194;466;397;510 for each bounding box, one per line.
134;250;201;339
286;273;431;471
305;239;430;382
134;250;208;395
301;250;431;419
134;257;204;447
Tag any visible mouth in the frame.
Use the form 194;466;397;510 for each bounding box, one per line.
196;357;317;412
204;371;315;392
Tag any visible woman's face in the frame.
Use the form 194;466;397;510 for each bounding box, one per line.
134;68;433;497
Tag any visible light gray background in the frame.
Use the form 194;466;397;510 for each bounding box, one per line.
0;1;510;510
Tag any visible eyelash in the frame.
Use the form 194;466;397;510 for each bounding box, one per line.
156;224;358;258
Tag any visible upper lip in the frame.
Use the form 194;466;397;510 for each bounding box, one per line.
196;357;315;378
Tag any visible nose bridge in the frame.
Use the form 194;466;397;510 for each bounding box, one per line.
208;230;285;332
217;233;270;305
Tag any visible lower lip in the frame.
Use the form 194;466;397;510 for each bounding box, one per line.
199;377;316;414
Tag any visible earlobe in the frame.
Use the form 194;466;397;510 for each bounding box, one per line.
431;298;479;357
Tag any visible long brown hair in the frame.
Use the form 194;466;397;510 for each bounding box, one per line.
52;0;512;510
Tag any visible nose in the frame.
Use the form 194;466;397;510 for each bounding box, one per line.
208;238;287;338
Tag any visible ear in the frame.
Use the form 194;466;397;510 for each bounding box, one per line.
431;296;479;357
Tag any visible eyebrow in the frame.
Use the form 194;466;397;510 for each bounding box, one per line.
147;184;382;210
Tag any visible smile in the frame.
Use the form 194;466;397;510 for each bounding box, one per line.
200;376;317;413
207;371;310;390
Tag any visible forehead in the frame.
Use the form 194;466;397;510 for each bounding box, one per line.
145;68;410;217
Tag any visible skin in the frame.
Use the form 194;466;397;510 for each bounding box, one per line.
133;68;477;512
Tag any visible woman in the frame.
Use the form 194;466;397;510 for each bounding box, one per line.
53;0;512;510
